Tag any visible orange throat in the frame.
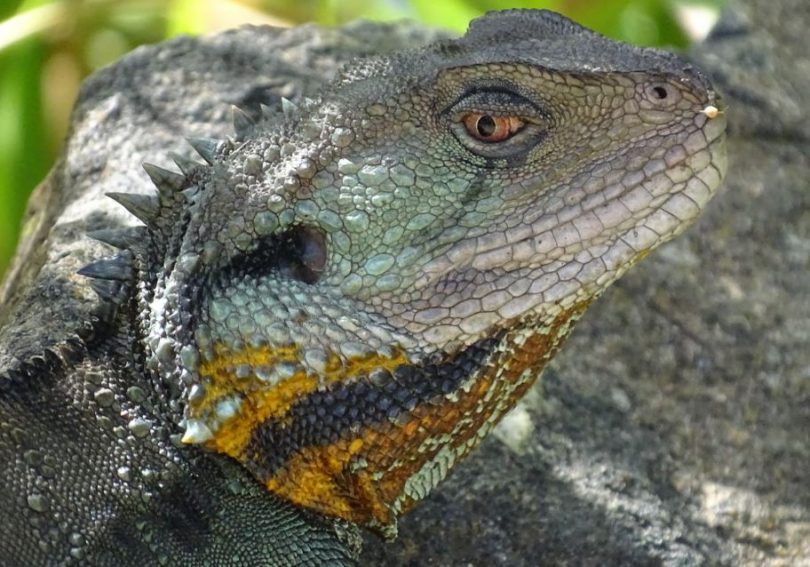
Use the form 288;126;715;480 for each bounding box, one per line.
188;301;591;530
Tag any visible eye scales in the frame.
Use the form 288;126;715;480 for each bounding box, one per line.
88;8;725;541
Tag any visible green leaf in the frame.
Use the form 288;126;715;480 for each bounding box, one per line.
0;38;50;280
410;0;482;31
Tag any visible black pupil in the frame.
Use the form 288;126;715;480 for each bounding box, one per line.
652;86;668;99
476;115;497;137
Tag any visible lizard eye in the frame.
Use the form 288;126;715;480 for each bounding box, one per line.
462;113;525;143
445;87;548;161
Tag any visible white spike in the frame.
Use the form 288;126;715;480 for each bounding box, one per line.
181;419;213;444
281;97;299;120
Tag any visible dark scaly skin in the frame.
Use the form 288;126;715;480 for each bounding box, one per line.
0;10;725;565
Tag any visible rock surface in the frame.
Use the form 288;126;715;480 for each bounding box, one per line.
1;0;807;565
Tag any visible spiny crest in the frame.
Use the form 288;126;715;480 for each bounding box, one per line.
78;91;301;352
232;105;256;140
88;226;149;251
79;135;226;304
87;278;129;306
186;137;224;165
78;253;134;316
230;96;303;141
79;90;294;364
281;97;300;121
170;152;205;176
260;103;276;121
142;163;186;195
77;253;134;281
106;192;160;228
103;164;188;243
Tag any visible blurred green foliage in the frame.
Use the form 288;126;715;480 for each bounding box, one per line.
0;0;724;281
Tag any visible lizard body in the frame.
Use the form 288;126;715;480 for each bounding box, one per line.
0;10;725;564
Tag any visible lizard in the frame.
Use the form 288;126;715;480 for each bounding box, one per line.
0;9;726;565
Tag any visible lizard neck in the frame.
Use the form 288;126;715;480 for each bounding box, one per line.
197;299;590;533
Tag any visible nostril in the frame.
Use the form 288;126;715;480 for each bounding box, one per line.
651;86;668;99
644;83;680;106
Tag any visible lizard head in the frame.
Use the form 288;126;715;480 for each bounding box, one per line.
87;10;726;533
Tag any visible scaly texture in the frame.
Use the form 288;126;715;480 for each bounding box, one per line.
0;10;725;565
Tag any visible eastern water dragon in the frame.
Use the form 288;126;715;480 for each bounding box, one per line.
0;9;726;565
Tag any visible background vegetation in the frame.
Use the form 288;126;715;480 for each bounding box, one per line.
0;0;723;280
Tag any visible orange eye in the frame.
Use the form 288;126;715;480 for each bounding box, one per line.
462;113;525;143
